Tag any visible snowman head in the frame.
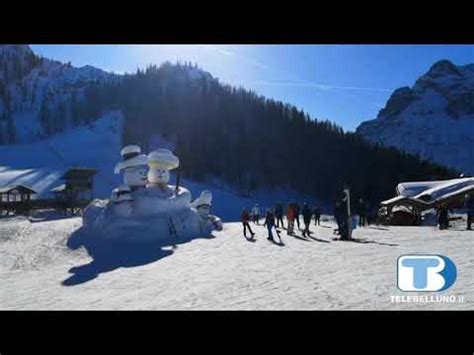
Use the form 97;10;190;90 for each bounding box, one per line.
150;167;170;185
197;204;211;218
124;165;148;187
147;149;179;187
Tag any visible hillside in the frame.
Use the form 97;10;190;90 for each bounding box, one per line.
357;59;474;175
0;46;457;206
0;45;116;143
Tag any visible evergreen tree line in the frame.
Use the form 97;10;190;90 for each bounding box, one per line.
28;62;464;204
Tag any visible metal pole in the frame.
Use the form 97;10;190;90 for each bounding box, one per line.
344;188;352;240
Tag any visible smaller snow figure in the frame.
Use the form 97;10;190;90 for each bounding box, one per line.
114;145;148;191
191;190;223;232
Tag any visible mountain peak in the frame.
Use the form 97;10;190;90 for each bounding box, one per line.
426;59;462;78
356;58;474;175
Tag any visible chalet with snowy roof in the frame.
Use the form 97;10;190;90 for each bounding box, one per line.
379;177;474;225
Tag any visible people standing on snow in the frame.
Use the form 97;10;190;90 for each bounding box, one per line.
294;201;301;230
436;203;451;230
264;209;275;241
465;194;474;230
357;198;367;227
313;205;321;226
275;201;285;228
302;202;312;237
287;203;296;235
251;203;260;225
241;208;255;238
338;192;350;240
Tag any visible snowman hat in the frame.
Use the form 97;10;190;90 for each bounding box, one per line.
114;155;148;174
147;149;179;170
191;190;212;208
121;145;141;159
114;145;148;174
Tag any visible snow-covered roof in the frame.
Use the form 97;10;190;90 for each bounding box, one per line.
0;184;37;194
413;177;474;203
50;184;66;193
383;177;474;210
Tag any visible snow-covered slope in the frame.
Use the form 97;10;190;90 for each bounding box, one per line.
0;111;124;198
0;45;117;144
356;60;474;174
0;110;315;221
1;215;472;310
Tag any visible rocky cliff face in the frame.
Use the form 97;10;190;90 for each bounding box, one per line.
356;59;474;174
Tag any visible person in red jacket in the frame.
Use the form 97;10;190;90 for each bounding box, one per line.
241;208;255;238
287;203;296;235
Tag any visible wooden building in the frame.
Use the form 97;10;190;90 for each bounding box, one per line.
50;167;98;214
0;184;38;216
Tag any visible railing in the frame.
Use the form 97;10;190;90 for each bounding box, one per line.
0;198;92;217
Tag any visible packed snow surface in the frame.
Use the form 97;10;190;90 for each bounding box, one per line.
1;213;472;310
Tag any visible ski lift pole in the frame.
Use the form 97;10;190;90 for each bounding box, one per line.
344;187;352;240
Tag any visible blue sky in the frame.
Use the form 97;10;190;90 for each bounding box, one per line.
31;45;474;131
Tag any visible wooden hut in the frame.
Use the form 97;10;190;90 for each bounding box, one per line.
50;167;98;214
0;184;38;216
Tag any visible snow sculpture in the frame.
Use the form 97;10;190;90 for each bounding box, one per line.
191;190;223;232
82;146;222;244
113;145;148;191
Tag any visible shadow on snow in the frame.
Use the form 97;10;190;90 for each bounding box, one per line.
62;226;216;287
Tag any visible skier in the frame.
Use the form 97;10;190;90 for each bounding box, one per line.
301;202;312;237
251;203;260;225
465;194;474;230
436;203;451;230
241;208;256;238
287;203;296;235
357;198;367;227
263;209;282;244
294;201;301;230
313;205;321;226
275;201;285;228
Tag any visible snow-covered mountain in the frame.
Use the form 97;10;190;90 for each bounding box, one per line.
0;45;116;144
356;59;474;175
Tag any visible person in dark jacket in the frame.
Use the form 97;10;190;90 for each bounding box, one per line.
313;206;321;226
264;209;282;243
275;201;285;229
302;202;312;237
338;193;350;240
357;198;367;227
436;203;451;230
241;208;255;238
294;201;301;230
465;194;474;230
287;203;296;235
263;209;275;241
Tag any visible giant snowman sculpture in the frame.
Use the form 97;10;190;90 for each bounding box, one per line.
82;145;222;243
